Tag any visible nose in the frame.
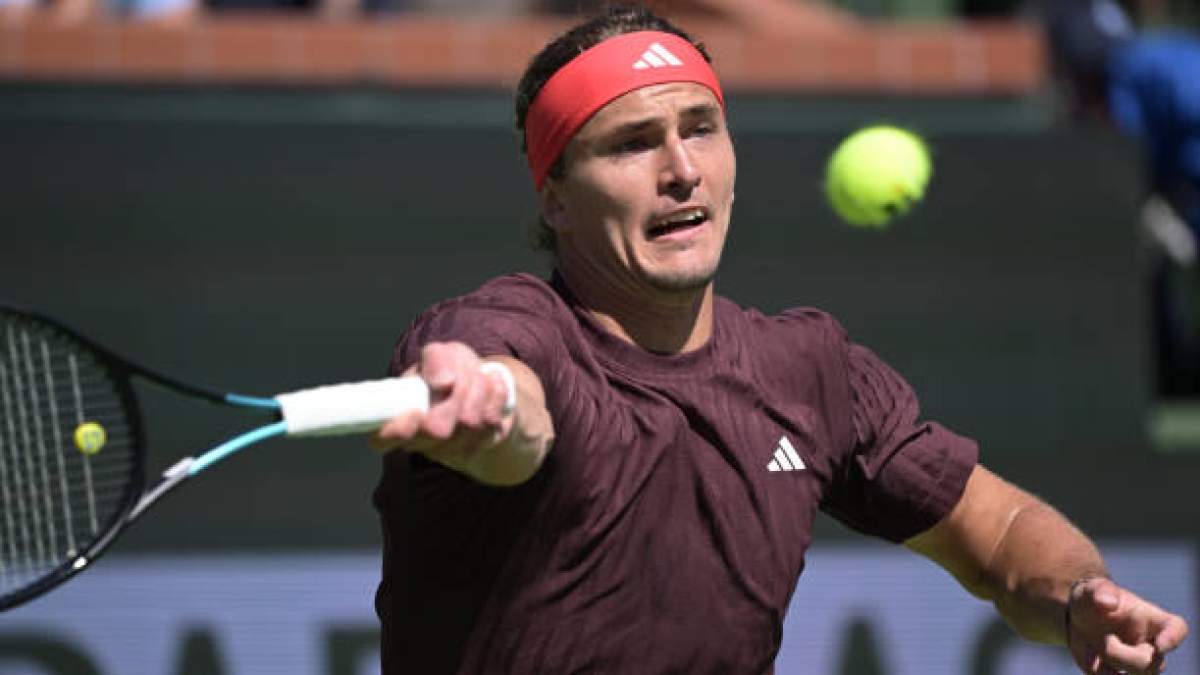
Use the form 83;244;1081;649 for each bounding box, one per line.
659;136;701;195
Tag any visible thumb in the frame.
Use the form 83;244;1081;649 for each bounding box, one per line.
1070;577;1121;624
1089;578;1122;614
1095;590;1121;613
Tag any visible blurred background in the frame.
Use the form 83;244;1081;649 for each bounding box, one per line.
2;0;1198;673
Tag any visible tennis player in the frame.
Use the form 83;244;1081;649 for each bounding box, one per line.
370;6;1189;673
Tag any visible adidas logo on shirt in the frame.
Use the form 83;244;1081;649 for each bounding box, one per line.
767;436;806;472
633;43;684;70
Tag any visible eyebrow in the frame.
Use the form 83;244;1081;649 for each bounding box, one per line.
600;101;723;139
680;102;723;121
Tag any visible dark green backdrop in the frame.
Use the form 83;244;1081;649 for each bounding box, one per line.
1;84;1196;552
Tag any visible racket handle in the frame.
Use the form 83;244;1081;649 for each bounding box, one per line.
276;377;430;437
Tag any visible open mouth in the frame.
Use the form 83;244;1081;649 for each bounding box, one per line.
647;207;709;239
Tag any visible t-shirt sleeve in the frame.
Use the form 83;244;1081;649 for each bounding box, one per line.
387;277;562;380
820;337;979;543
376;276;567;530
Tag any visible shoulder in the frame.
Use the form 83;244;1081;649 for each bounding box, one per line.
425;272;564;317
719;297;849;353
389;273;571;375
715;298;855;395
408;272;578;346
775;306;850;343
403;273;577;340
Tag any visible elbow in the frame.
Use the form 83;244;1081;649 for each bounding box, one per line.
957;502;1033;605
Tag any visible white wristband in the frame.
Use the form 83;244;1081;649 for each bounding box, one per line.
479;361;517;416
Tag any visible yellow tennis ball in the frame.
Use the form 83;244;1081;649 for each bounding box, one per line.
825;125;932;228
74;422;107;455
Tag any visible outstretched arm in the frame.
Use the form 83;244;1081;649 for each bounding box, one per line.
369;341;556;486
906;465;1189;674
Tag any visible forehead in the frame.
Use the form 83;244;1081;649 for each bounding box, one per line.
579;82;723;135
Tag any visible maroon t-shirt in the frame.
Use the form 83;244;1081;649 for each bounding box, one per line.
374;272;977;674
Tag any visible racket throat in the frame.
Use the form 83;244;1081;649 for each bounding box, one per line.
129;458;194;522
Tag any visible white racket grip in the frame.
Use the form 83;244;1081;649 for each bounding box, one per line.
276;377;430;437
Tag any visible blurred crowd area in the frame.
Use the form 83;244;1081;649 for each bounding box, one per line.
0;0;1194;31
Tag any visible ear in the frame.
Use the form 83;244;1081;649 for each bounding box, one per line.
539;182;570;233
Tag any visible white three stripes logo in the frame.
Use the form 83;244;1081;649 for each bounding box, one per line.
767;436;806;472
633;43;684;70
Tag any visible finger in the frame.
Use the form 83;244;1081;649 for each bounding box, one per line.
368;409;425;453
1152;614;1190;655
419;341;486;394
1071;580;1127;636
423;386;464;440
455;369;495;430
419;349;459;394
1098;633;1161;673
1083;579;1124;617
421;343;494;436
1070;636;1151;675
407;377;506;461
1088;583;1186;653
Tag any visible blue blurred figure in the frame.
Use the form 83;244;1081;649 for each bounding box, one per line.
1046;0;1200;398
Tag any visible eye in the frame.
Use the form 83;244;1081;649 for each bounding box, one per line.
687;121;718;139
613;136;651;154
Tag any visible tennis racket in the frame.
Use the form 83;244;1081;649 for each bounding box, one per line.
0;304;430;611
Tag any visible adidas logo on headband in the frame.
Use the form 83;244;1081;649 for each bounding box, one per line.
633;43;684;70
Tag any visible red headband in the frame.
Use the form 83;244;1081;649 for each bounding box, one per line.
524;31;725;190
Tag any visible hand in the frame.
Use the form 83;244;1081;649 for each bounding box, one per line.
369;341;515;473
1067;577;1190;674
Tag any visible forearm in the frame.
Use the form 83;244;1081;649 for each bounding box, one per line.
910;468;1187;670
908;468;1110;646
979;500;1108;644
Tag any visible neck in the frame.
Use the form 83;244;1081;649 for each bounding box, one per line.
554;263;714;355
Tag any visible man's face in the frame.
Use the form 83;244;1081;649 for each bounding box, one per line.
545;81;736;297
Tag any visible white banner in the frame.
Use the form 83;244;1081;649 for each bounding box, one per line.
0;543;1194;674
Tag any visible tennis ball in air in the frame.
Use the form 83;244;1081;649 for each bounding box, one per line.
74;422;107;455
824;126;931;228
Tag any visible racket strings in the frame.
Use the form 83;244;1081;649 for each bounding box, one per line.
0;319;137;601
